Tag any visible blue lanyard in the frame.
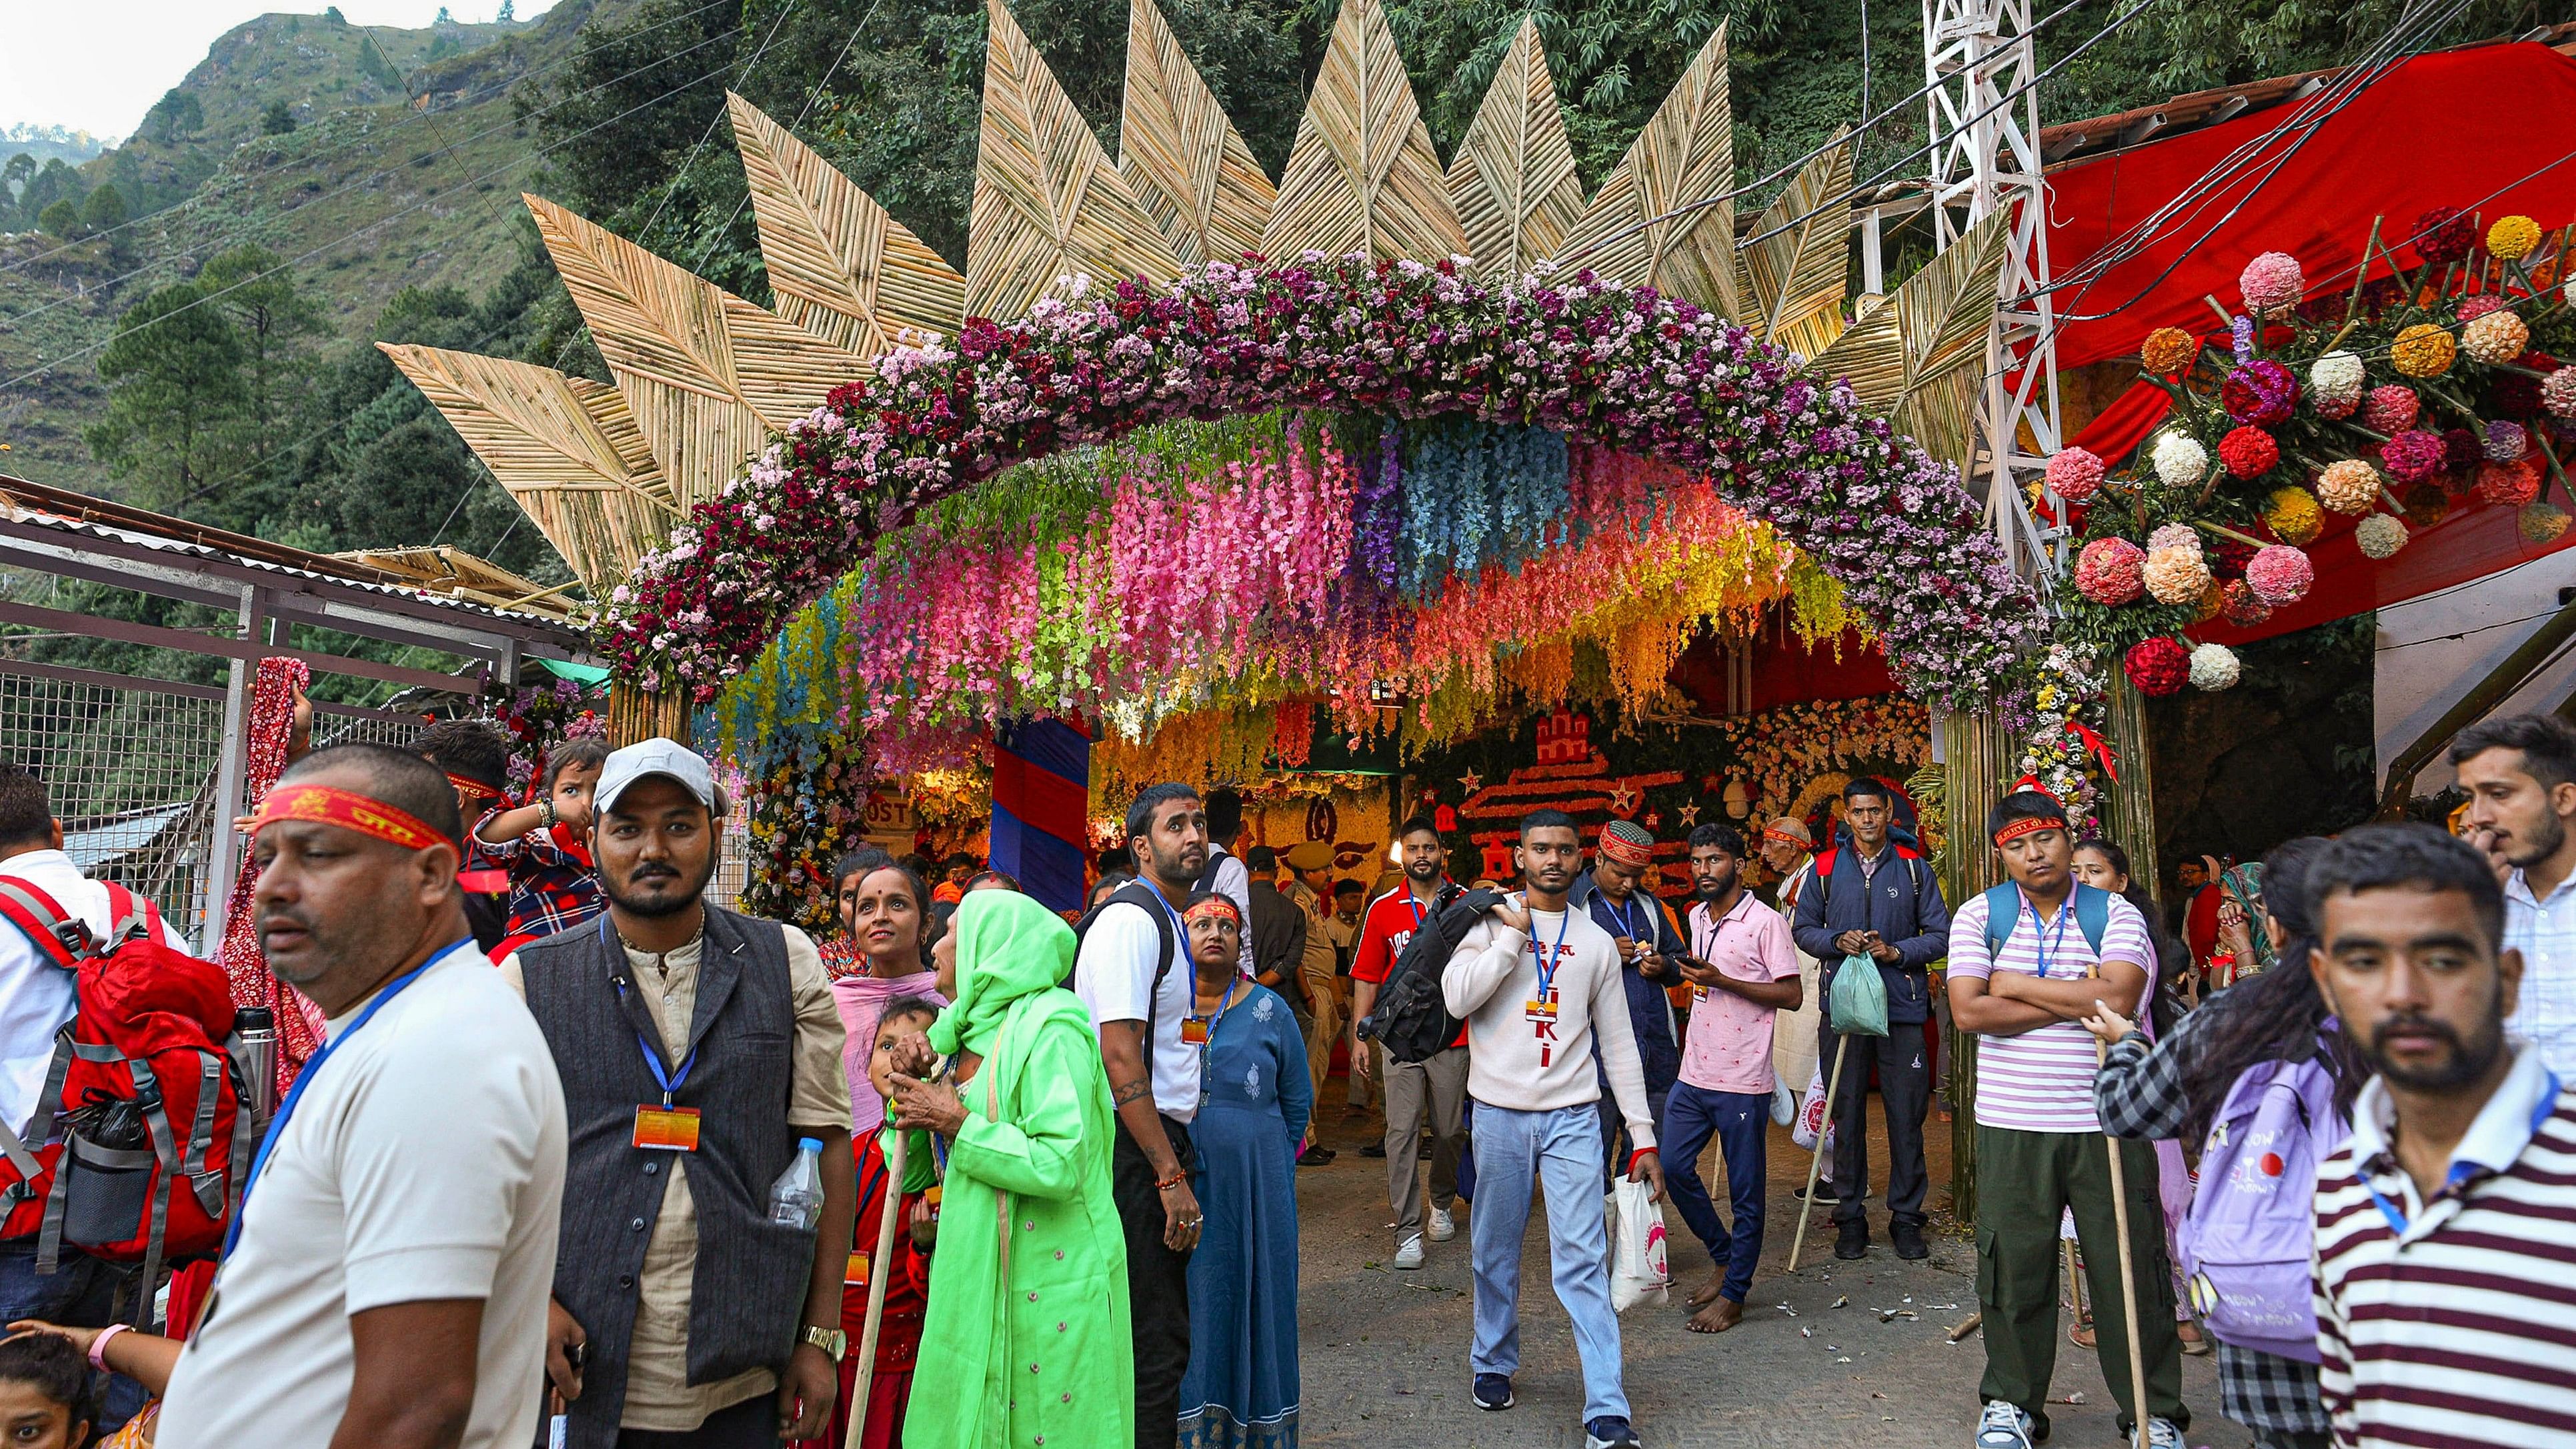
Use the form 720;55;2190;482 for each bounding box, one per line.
1194;981;1242;1079
1601;890;1652;949
1531;903;1572;1002
2365;1068;2562;1234
224;940;468;1256
2021;890;2073;979
603;916;700;1104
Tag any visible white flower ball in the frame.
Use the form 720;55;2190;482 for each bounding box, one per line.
2354;512;2409;559
2309;350;2365;403
2152;431;2211;490
2189;642;2241;691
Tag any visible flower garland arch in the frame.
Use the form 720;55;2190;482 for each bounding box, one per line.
599;255;2052;715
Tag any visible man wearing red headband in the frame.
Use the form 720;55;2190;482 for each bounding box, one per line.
1568;819;1687;1194
157;744;567;1449
1947;790;2184;1449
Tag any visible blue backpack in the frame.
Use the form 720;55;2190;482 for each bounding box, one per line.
1979;882;2109;961
2175;1052;2345;1362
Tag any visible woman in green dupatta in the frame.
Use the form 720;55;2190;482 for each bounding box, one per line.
889;889;1132;1449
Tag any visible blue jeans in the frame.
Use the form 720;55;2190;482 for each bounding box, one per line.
1468;1102;1627;1422
1660;1082;1770;1304
0;1242;147;1429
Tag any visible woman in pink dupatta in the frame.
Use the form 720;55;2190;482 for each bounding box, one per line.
825;850;946;1130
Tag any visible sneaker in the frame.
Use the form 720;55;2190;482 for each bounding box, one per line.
2143;1416;2183;1448
1795;1182;1842;1204
1428;1206;1457;1242
1472;1373;1514;1411
1584;1415;1642;1448
1393;1235;1426;1270
1358;1142;1388;1158
1974;1399;2035;1449
1297;1144;1337;1167
1834;1218;1868;1260
1892;1220;1928;1260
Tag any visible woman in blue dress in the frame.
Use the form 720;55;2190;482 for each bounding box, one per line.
1176;891;1312;1449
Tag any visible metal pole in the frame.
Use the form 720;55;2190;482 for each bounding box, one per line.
199;585;265;954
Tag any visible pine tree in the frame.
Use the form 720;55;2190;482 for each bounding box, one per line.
86;282;250;503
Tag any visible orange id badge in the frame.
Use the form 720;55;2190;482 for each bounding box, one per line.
1182;1016;1210;1044
631;1104;702;1152
846;1250;870;1286
1523;998;1557;1023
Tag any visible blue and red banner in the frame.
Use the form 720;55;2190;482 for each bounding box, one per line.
990;716;1091;914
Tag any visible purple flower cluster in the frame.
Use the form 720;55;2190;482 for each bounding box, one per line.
598;254;2048;711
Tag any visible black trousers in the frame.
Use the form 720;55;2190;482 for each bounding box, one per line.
611;1392;772;1447
1113;1112;1196;1449
1818;1020;1930;1227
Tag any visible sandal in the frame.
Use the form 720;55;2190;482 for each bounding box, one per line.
2070;1315;2095;1350
2178;1319;2211;1356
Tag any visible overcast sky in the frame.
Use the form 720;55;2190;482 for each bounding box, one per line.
0;1;565;141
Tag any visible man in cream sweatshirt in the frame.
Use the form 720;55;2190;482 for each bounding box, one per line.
1442;808;1666;1449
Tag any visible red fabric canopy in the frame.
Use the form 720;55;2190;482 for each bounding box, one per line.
2037;39;2576;636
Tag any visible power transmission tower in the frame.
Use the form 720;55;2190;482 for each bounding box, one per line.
1923;0;2065;593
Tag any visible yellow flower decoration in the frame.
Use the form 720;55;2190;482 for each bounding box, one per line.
2193;578;2225;624
2140;327;2199;375
2487;215;2543;262
2265;485;2324;546
2390;323;2457;379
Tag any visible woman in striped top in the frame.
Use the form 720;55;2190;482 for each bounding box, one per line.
2305;824;2576;1449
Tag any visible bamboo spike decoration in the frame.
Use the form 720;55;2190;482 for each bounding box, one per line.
1556;23;1739;319
1445;17;1584;281
726;92;965;354
377;343;680;592
1260;0;1468;265
523;193;872;513
1814;210;2013;475
969;0;1184;321
1116;0;1276;267
1738;127;1857;360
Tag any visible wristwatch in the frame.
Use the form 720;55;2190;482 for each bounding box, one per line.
802;1325;848;1363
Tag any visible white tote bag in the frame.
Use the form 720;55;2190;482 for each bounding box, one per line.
1606;1176;1671;1312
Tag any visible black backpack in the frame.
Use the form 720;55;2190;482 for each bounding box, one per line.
1356;884;1496;1064
1068;880;1180;1046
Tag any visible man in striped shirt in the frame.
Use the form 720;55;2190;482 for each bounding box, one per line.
2307;823;2576;1449
1949;790;2187;1449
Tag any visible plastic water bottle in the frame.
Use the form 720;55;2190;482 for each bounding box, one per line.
768;1138;826;1232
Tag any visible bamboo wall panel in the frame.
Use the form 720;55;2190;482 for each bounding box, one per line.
970;0;1184;321
1739;129;1854;360
1444;18;1584;281
728;92;964;355
524;194;871;512
1556;24;1739;319
1812;211;2008;477
1259;0;1467;265
377;343;680;592
609;681;693;749
1116;0;1276;268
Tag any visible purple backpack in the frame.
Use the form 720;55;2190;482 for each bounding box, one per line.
2176;1053;2346;1362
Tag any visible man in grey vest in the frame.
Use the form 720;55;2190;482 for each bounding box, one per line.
502;740;856;1448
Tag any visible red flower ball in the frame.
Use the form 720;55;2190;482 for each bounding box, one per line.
2414;206;2477;266
2219;579;2274;627
2219;426;2281;479
2477;458;2543;507
2125;637;2193;697
2221;360;2299;426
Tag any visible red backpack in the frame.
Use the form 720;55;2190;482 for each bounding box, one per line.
0;876;248;1308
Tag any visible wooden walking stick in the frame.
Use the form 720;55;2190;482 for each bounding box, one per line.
1786;1032;1854;1272
844;1128;908;1449
2089;961;2152;1449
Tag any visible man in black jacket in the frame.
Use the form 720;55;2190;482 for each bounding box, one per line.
1244;846;1308;1007
1790;778;1951;1261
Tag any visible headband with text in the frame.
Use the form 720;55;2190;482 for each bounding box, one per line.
252;784;449;853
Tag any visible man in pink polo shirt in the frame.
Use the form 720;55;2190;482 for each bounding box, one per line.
1666;822;1804;1334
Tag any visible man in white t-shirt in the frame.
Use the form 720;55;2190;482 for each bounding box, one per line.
159;743;566;1449
1946;791;2184;1449
1072;783;1207;1449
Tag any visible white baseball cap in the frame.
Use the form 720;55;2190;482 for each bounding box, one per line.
594;738;719;816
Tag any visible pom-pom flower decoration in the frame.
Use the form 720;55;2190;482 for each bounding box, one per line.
2075;537;2147;605
2521;503;2571;543
2544;367;2576;419
2220;578;2273;627
2239;251;2305;313
2401;483;2449;528
2354;513;2409;559
2309;351;2364;418
2457;295;2507;323
2380;429;2447;484
2485;420;2529;463
2045;447;2106;502
2147;523;2201;554
2143;545;2213;605
2141;327;2199;375
2125;637;2192;697
2391;324;2457;379
2488;215;2543;262
2264;486;2323;545
2219;426;2279;479
2315;459;2383;515
2189;642;2241;691
2477;457;2541;507
2245;544;2315;605
2221;360;2299;425
2152;431;2209;489
2414;206;2476;265
2362;385;2419;435
2463;309;2530;365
